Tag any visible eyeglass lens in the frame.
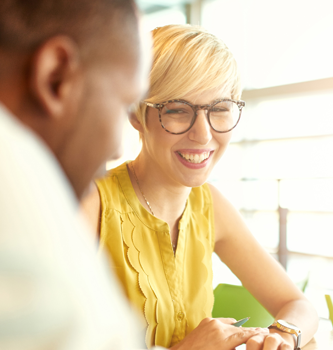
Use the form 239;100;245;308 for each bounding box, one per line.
160;101;240;134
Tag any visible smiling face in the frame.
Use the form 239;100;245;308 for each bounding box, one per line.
133;24;241;190
141;87;233;188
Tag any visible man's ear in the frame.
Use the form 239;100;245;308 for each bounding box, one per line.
30;36;81;120
129;111;144;133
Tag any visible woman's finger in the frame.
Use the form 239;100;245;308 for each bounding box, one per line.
262;333;283;350
246;334;265;350
262;333;294;350
216;317;237;325
280;343;293;350
225;327;269;349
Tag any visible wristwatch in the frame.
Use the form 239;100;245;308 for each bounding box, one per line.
268;319;301;350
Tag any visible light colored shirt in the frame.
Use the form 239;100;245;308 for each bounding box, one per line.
97;162;215;348
0;104;145;350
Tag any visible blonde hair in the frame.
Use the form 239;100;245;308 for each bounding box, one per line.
136;24;242;128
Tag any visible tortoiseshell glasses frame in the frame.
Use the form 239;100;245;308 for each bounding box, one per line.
142;98;245;135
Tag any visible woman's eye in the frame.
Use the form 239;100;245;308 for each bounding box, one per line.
166;109;184;114
211;108;228;112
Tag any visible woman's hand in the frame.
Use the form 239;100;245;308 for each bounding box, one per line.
246;328;295;350
170;317;269;350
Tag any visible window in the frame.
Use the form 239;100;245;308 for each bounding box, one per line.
141;6;186;33
202;0;333;89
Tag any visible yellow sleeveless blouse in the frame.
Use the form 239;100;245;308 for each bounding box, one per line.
96;162;215;348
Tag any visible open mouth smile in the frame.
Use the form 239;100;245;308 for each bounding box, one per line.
177;151;211;164
175;149;214;169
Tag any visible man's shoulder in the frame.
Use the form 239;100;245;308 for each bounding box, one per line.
0;103;79;248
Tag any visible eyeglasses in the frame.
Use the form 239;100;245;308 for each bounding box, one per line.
143;99;245;135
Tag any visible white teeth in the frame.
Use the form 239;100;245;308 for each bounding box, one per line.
178;151;211;163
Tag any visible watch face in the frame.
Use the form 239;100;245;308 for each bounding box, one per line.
278;319;298;331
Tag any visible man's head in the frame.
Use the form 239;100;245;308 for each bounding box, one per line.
0;0;149;198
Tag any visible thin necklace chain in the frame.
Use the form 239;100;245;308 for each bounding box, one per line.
130;162;155;216
130;162;187;254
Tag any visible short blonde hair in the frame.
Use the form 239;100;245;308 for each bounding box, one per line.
136;24;242;128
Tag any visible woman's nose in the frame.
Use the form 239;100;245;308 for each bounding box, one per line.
187;110;212;145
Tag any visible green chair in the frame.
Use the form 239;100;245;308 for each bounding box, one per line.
212;283;274;328
325;294;333;327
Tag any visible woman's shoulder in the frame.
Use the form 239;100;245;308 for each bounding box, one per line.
95;162;132;212
96;162;126;187
191;182;239;221
188;183;215;250
206;182;235;210
96;161;129;192
189;182;214;210
188;183;216;222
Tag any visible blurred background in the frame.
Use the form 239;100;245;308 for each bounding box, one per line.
110;0;333;321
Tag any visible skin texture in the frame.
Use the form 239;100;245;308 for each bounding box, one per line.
82;86;318;349
171;318;269;350
0;22;148;199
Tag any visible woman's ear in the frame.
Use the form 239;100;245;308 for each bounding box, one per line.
129;112;144;133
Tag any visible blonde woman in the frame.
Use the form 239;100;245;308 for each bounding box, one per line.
82;25;318;350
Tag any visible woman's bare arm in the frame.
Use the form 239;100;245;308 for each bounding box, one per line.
209;183;318;349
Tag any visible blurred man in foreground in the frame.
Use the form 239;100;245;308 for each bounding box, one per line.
0;0;148;349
